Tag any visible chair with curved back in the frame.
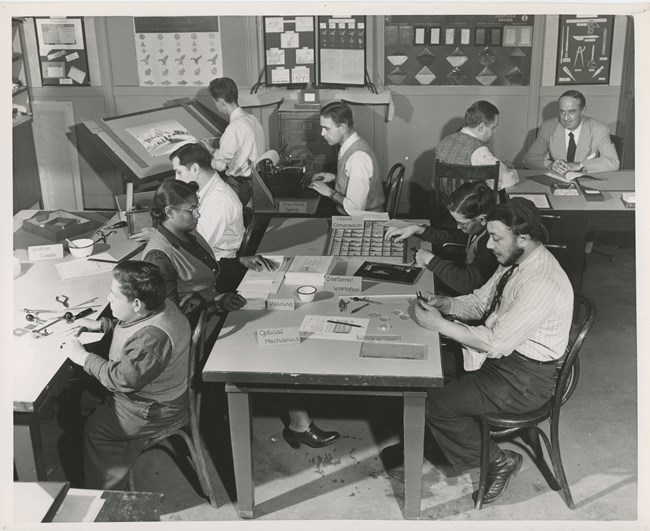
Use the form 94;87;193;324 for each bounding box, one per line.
432;160;499;228
384;162;405;219
127;293;218;507
473;292;596;510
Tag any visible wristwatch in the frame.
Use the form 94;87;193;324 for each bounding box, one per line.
578;162;585;171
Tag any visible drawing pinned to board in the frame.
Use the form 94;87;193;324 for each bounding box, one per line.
125;120;195;157
134;17;223;87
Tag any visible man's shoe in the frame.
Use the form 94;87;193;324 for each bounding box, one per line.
282;423;340;449
472;449;523;506
379;442;404;470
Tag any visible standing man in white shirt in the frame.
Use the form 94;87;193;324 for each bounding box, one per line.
209;77;265;206
307;101;385;215
435;100;519;190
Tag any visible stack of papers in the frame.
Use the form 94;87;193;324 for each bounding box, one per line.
299;315;369;341
238;255;285;310
284;255;334;286
55;253;116;281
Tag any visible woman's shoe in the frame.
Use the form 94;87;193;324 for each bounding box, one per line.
282;423;340;449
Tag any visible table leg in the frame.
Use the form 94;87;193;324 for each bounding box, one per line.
403;391;426;519
227;388;255;519
14;411;47;481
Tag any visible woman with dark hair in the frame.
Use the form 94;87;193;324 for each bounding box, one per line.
384;181;499;296
143;180;272;310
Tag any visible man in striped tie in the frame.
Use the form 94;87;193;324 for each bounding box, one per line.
413;197;573;506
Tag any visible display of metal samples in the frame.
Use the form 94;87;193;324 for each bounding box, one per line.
263;16;316;86
556;15;614;85
318;15;366;85
384;15;534;86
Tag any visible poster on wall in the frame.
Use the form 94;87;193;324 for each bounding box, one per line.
263;16;316;86
318;15;366;86
555;15;614;85
34;17;90;86
384;15;534;86
133;17;223;87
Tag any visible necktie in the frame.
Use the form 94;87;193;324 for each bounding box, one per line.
480;264;519;323
567;132;576;163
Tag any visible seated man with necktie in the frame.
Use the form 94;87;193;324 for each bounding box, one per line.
523;89;619;175
411;198;573;506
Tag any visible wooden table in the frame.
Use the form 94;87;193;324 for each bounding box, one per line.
507;170;635;290
12;210;144;481
202;217;443;519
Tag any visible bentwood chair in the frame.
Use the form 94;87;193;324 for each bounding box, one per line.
432;160;499;228
384;162;406;219
474;292;596;510
127;294;218;507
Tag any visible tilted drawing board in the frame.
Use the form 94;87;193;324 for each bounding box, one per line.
80;98;228;185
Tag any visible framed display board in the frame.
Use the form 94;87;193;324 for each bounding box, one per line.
80;99;227;184
318;15;367;86
263;16;316;86
556;15;614;85
34;17;90;86
384;15;534;86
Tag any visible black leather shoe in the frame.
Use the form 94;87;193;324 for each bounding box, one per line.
282;423;340;449
473;449;523;506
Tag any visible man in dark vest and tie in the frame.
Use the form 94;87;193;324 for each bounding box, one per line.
307;101;385;215
413;198;573;505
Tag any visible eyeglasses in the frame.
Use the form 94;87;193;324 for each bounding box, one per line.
456;217;478;230
173;204;201;216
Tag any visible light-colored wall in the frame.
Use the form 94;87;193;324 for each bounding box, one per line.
21;15;630;213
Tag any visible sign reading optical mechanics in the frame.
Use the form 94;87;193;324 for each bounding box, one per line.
256;327;301;347
324;275;362;294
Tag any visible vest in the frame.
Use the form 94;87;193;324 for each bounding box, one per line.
436;131;484;165
144;229;218;301
336;136;385;214
108;299;190;403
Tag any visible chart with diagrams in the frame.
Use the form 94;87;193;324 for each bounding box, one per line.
556;15;614;85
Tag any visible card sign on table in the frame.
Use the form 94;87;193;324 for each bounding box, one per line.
266;296;295;311
257;327;301;347
278;201;308;214
331;216;365;229
28;244;64;261
324;275;363;294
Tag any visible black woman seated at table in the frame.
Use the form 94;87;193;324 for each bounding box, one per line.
142;180;275;310
60;261;191;489
384;181;499;296
143;180;339;448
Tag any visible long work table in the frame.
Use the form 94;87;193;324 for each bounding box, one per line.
202;217;443;519
12;210;144;481
507;169;635;290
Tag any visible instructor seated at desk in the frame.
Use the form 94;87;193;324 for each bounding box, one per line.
306;101;385;215
522;89;619;175
60;261;191;490
412;198;573;506
142;180;275;310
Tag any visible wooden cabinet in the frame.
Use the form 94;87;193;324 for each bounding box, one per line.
12;18;43;213
278;101;337;174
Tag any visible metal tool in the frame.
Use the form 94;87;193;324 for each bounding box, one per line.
562;66;576;81
350;302;370;314
574;45;586;68
31;308;96;338
564;25;570;59
338;299;349;312
602;28;607;55
587;20;600;34
55;295;70;308
349;296;381;304
25;314;45;324
591;65;605;79
69;297;99;310
588;45;597;70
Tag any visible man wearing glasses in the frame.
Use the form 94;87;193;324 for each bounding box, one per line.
435;100;519;190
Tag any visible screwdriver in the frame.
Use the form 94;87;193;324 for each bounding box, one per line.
32;308;96;337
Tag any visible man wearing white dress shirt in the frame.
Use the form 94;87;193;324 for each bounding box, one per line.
307;101;385;215
412;198;573;506
209;77;265;206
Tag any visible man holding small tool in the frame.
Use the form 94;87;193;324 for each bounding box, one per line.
523;90;619;174
60;261;191;490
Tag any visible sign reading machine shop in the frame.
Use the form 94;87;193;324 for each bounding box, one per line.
384;15;534;86
555;15;614;86
133;17;223;87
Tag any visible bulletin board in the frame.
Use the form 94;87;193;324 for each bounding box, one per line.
555;15;614;85
133;17;224;87
263;16;316;86
34;17;90;86
318;16;367;86
384;15;534;86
